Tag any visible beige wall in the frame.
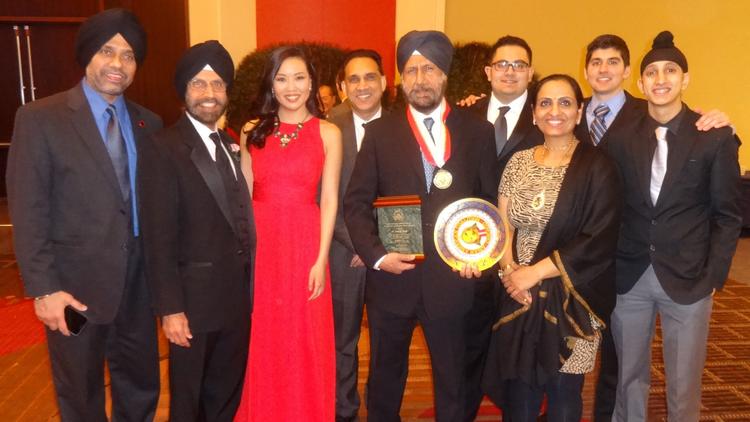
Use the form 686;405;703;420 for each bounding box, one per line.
188;0;256;66
445;0;750;168
394;0;446;83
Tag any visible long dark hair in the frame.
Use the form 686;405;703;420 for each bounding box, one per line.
246;46;323;148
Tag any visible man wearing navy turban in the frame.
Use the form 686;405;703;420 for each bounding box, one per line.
345;30;500;421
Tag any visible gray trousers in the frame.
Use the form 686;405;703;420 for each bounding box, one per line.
329;241;367;421
611;265;712;422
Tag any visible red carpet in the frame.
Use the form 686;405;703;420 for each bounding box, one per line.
0;298;46;355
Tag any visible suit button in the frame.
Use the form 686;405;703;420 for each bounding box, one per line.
120;209;126;215
651;219;657;226
122;243;128;251
237;249;244;255
649;245;656;252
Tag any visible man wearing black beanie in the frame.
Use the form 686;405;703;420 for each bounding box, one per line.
140;40;255;422
608;30;742;422
6;7;161;421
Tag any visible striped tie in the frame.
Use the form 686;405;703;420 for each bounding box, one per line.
589;103;610;146
422;117;436;192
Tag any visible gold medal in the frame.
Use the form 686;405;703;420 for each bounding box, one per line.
433;169;453;189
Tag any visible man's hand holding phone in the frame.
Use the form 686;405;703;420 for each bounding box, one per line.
34;291;88;336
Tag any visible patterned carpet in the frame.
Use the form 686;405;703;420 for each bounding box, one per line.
353;279;750;421
2;267;750;420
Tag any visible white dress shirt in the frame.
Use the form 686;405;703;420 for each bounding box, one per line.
408;99;448;167
487;90;528;138
352;108;382;151
186;111;237;179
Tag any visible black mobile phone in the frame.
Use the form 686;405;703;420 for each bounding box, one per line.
64;305;88;336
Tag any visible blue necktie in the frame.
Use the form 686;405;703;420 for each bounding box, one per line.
422;117;436;192
105;105;130;200
589;103;610;146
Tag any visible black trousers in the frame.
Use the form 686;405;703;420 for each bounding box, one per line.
504;373;584;422
593;325;617;422
47;240;160;422
168;317;251;422
365;289;493;422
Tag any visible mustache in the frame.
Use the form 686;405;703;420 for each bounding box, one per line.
101;67;127;79
192;96;226;104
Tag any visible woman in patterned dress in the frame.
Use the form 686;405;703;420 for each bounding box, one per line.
482;74;622;421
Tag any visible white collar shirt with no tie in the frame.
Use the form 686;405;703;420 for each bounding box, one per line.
185;111;237;179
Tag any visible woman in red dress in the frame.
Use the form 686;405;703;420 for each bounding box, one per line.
235;46;342;421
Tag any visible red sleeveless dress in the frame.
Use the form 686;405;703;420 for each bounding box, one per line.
235;118;335;421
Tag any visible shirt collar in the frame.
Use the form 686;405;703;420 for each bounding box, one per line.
490;90;528;111
81;77;127;119
408;98;446;123
647;103;687;135
589;89;626;115
185;111;219;140
352;107;382;127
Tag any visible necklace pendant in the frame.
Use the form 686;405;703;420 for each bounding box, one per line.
279;134;291;147
531;189;546;211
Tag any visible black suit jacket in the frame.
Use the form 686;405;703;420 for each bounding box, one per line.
467;94;543;176
607;107;741;304
344;105;498;319
574;90;646;149
140;114;255;332
7;83;162;324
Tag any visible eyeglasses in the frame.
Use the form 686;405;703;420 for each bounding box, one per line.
188;79;227;93
490;60;530;72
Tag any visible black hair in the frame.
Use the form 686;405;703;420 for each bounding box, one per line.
585;34;630;67
246;46;323;148
488;35;533;65
340;49;384;77
532;74;584;107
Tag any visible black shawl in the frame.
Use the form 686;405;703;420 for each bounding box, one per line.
483;141;622;395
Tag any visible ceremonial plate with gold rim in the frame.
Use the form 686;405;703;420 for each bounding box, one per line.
434;198;509;271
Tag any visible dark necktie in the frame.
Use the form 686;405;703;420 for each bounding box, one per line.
209;132;237;183
589;103;610;146
494;105;511;155
105;105;130;200
422;117;436;192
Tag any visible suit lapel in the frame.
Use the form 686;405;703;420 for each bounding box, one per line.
341;110;358;171
634;121;657;207
126;100;149;150
657;117;697;207
600;92;641;147
67;84;124;201
397;110;432;192
179;116;237;234
500;97;533;158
